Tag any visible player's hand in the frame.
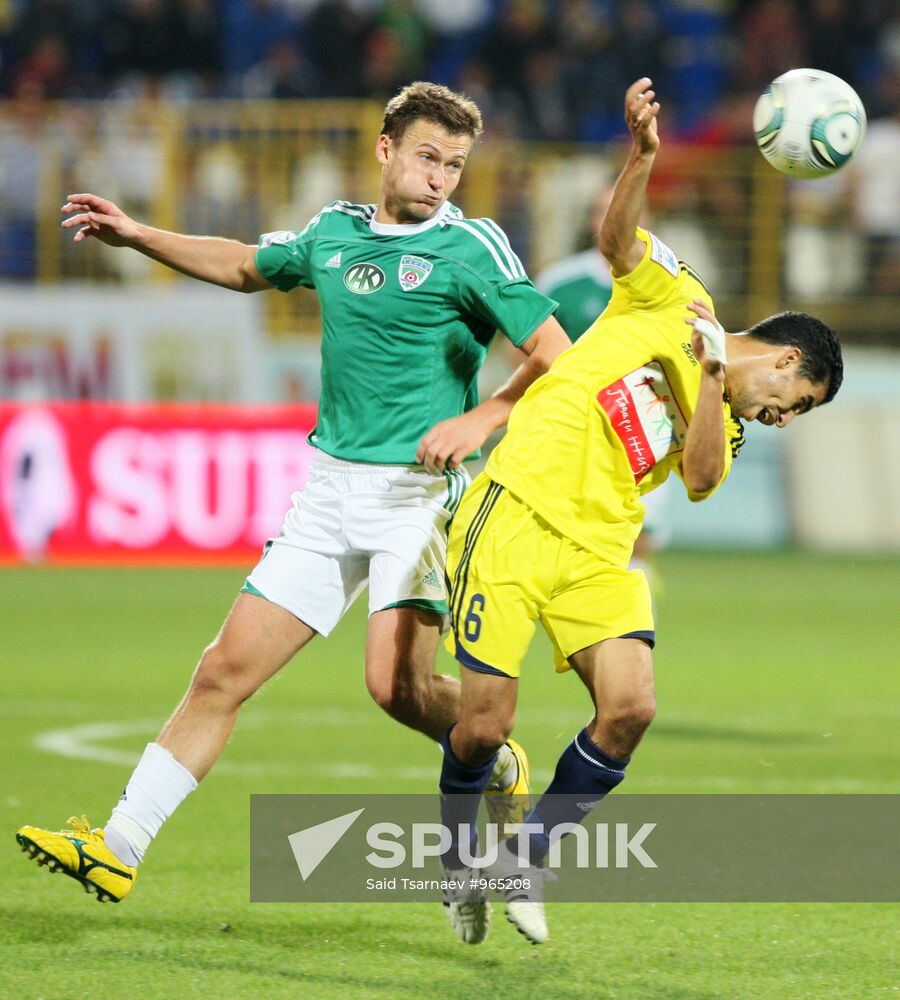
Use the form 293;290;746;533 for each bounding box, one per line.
685;299;726;380
416;411;491;474
624;78;660;155
61;193;141;247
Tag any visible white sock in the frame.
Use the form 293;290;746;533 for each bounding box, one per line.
487;743;518;791
104;743;198;867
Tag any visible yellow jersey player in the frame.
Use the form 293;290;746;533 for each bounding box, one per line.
436;77;843;945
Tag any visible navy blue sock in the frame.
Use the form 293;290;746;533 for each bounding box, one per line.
439;726;497;870
517;727;629;866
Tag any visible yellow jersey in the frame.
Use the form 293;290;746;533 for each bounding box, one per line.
487;228;744;565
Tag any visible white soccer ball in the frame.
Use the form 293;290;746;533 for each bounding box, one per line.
753;68;866;179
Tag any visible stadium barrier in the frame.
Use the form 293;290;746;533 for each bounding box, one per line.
0;402;317;564
0;286;266;404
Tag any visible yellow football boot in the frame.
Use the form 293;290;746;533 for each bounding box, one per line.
484;739;531;836
16;816;137;903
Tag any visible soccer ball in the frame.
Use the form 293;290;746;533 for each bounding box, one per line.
753;69;866;179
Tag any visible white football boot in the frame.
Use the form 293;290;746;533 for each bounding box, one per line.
441;865;492;945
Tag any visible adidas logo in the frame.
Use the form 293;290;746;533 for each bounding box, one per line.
423;568;441;590
576;801;600;813
325;252;342;269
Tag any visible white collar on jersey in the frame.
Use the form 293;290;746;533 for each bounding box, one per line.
369;201;453;235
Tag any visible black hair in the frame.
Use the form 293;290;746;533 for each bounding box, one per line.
746;311;843;404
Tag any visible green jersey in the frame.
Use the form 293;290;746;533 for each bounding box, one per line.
256;200;557;463
535;249;613;342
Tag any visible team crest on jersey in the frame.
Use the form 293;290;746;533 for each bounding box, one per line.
648;232;679;277
597;362;688;481
398;255;433;292
343;262;385;294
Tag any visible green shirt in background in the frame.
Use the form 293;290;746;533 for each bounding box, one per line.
256;200;556;464
535;248;613;342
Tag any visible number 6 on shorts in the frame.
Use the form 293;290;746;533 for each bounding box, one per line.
464;593;485;642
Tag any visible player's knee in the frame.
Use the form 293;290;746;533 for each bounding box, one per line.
632;698;657;733
463;714;514;756
191;641;258;707
604;696;657;737
365;671;395;714
366;671;429;726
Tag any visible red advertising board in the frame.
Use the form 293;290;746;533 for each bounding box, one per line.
0;403;318;564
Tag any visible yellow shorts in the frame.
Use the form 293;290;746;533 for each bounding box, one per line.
446;474;654;678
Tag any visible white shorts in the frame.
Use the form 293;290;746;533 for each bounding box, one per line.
243;451;470;636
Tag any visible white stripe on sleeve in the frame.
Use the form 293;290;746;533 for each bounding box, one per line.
446;219;515;281
476;217;526;278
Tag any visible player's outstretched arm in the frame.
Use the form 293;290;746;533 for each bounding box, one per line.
597;78;660;278
415;315;570;473
681;299;727;496
61;193;271;293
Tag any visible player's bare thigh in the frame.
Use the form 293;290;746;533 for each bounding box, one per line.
364;607;456;738
181;592;316;706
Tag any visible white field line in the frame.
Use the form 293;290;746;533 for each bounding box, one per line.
30;717;896;791
35;720;158;768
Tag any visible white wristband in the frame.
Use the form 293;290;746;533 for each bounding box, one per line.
693;317;727;365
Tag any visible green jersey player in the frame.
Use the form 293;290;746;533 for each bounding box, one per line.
17;83;569;936
255;195;553;464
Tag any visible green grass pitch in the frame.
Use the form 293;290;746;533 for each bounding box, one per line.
1;552;897;999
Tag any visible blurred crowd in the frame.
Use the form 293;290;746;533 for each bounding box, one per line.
0;0;897;299
0;0;897;140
